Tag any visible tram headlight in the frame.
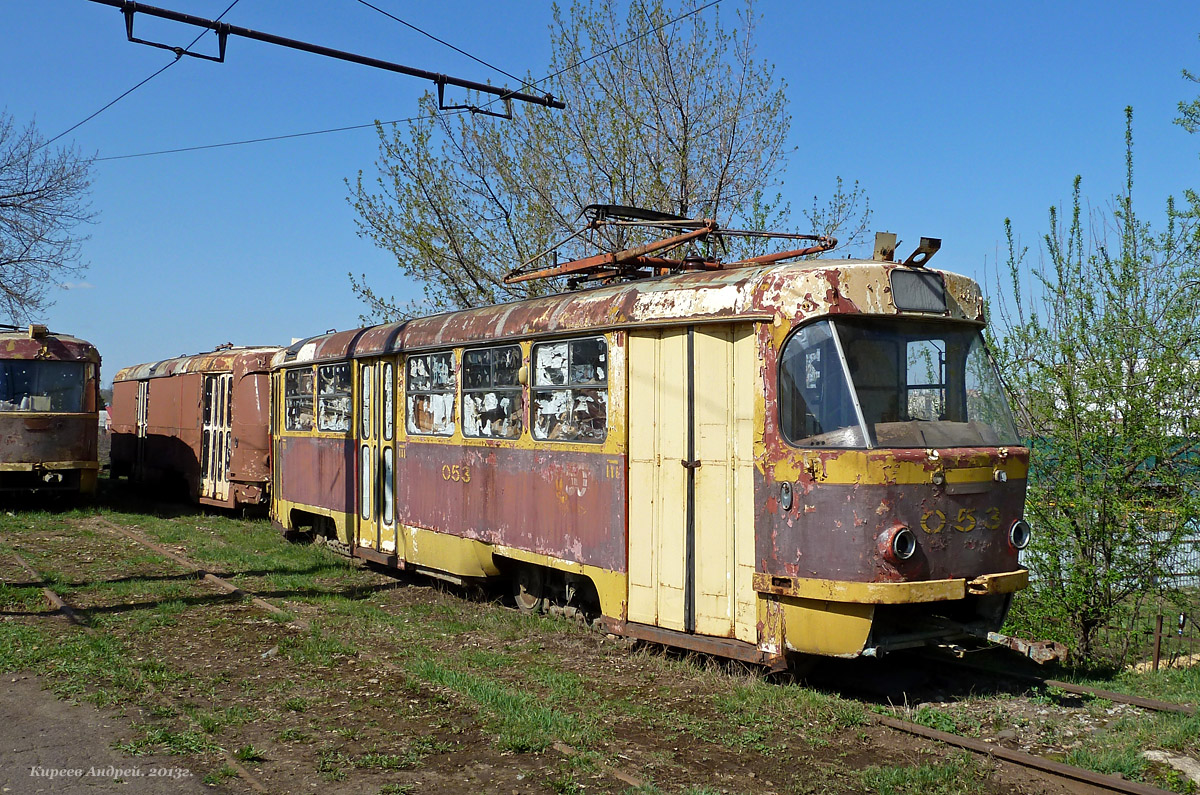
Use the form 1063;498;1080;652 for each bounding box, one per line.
1009;519;1032;551
880;525;917;563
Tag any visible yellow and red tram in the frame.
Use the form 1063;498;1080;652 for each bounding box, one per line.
269;234;1030;665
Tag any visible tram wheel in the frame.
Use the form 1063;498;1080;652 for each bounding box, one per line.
513;564;546;613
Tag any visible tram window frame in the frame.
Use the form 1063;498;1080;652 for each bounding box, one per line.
405;351;457;436
317;363;352;434
283;367;316;433
462;344;524;439
531;336;608;443
777;320;868;449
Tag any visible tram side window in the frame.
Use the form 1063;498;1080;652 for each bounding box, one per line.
779;322;865;447
406;352;456;436
317;363;351;433
532;337;607;442
284;368;315;432
463;345;523;439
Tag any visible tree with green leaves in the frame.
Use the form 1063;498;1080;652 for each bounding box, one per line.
349;0;869;320
993;108;1200;663
0;111;93;322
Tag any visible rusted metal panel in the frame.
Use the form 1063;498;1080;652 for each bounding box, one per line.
229;367;271;486
0;330;100;364
397;442;626;572
275;434;354;514
113;346;279;383
0;415;96;465
754;454;1028;583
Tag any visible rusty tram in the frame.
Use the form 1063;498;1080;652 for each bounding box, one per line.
267;211;1032;665
110;345;278;509
0;324;102;495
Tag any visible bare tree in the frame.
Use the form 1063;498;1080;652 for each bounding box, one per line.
349;0;869;320
0;111;95;322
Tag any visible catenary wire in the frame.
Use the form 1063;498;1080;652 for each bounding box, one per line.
41;0;244;150
93;0;720;162
351;0;523;84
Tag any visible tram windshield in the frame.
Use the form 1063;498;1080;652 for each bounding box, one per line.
0;360;88;413
779;318;1019;448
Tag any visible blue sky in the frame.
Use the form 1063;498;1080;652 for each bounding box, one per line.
3;1;1198;382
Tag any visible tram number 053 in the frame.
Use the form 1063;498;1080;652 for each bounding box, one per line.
441;464;471;483
920;507;1001;534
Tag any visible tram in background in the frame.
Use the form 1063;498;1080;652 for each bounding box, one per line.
0;324;101;495
110;345;279;509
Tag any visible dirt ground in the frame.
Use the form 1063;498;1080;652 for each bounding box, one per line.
0;673;220;794
0;499;1167;794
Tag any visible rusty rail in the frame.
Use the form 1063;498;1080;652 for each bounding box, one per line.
82;521;647;789
874;714;1176;795
931;653;1197;717
91;519;308;630
6;546;271;794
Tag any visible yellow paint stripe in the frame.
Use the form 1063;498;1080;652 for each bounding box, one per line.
766;450;1028;486
0;461;99;472
753;569;1028;604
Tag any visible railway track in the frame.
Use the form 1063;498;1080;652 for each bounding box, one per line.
11;519;615;793
9;519;1191;795
8;546;271;795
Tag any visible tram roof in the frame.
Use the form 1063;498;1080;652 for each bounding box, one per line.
0;327;100;363
273;258;986;367
113;346;281;383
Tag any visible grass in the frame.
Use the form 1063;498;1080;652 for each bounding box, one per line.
202;764;239;786
20;495;1200;792
406;656;599;752
233;743;266;763
858;752;989;795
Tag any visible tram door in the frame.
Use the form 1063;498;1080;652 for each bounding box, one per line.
134;380;149;480
355;359;399;556
200;373;233;502
627;324;757;643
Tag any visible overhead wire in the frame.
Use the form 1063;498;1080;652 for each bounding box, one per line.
93;0;721;162
42;0;244;151
350;0;523;84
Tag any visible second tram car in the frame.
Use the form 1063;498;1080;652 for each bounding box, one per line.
0;324;102;495
269;224;1031;666
111;345;279;508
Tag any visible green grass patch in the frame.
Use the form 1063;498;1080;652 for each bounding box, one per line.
233;744;266;763
116;725;217;756
280;626;358;667
407;656;598;752
202;764;239;786
858;752;989;795
1063;745;1148;780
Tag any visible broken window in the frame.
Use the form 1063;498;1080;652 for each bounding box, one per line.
532;337;608;442
284;367;315;432
360;364;373;439
383;363;394;441
406;351;456;436
317;363;351;433
462;344;523;439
